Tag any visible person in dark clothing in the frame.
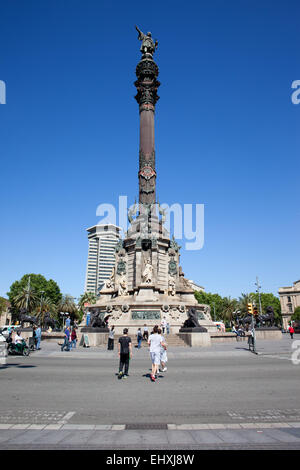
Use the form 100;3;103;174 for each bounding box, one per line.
32;326;37;349
118;328;132;379
108;325;115;350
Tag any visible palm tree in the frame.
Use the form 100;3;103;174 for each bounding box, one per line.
34;296;58;326
221;297;238;326
78;292;97;310
58;294;78;321
237;293;255;316
13;287;39;313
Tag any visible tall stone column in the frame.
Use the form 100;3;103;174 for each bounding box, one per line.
134;39;160;209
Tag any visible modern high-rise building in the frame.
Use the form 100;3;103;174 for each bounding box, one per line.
84;224;121;294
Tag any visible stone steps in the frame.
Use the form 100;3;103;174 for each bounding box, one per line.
113;334;188;348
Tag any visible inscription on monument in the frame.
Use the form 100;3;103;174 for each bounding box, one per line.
132;310;161;320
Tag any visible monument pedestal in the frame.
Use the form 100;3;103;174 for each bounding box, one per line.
179;331;211;348
80;328;109;347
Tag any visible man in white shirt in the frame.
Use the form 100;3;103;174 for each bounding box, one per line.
14;331;23;344
14;330;24;353
148;325;166;382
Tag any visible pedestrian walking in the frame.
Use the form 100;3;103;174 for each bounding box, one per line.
137;328;143;349
61;326;71;351
118;328;132;379
35;325;42;350
143;325;149;341
166;322;170;335
108;325;115;350
65;316;71;328
71;327;77;349
157;328;168;372
148;325;166;382
289;325;295;339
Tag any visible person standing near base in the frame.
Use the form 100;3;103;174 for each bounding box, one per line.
71;327;77;349
137;328;143;349
108;325;115;350
148;325;166;382
35;325;42;350
143;325;149;341
118;328;132;379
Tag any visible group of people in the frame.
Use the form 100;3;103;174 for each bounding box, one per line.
6;326;41;352
61;319;78;352
107;320;170;352
117;324;168;382
232;324;246;340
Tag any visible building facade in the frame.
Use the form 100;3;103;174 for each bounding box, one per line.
84;224;121;294
278;280;300;328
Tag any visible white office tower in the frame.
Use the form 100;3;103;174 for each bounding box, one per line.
84;224;121;294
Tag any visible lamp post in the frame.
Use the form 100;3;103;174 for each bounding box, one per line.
255;276;263;316
25;275;31;313
39;291;45;322
212;302;216;322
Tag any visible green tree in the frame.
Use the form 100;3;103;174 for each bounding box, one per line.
7;274;62;315
221;296;238;326
78;292;97;310
33;295;58;326
194;291;224;321
13;285;39;313
292;307;300;322
58;294;79;321
237;293;255;316
0;297;7;314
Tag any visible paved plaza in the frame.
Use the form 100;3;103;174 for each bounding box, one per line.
1;334;300;449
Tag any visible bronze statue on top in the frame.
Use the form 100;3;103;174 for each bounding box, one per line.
135;25;158;56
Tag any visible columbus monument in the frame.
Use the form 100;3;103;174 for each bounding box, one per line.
87;27;215;334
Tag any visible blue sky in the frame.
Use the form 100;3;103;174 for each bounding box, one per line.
0;0;299;300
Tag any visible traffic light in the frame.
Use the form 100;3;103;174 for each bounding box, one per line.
253;306;258;316
247;303;253;315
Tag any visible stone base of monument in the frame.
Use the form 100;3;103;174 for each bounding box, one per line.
178;327;211;347
80;327;109;347
254;327;282;341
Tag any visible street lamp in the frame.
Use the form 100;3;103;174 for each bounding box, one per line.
212;302;216;322
255;276;263;316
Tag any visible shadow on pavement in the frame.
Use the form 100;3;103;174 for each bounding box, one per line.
0;363;37;369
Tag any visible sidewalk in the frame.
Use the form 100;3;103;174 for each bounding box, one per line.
27;333;295;359
0;422;300;449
